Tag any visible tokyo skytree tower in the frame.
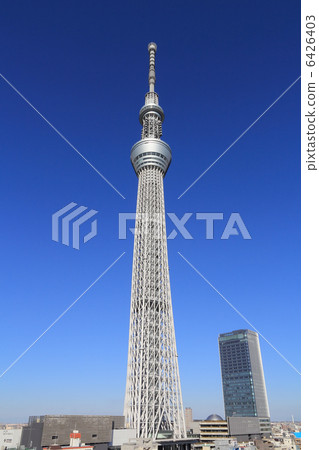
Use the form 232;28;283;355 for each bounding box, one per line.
124;43;186;440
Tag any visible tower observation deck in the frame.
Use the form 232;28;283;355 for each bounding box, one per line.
124;43;186;440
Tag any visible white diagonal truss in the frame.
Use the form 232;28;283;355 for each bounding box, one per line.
124;43;186;440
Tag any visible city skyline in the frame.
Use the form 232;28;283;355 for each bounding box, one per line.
0;0;300;424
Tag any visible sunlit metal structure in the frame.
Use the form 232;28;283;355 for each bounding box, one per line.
124;43;186;440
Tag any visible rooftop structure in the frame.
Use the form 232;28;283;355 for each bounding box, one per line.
206;415;223;421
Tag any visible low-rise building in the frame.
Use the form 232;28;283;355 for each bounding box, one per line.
188;421;201;437
228;417;271;442
43;430;94;450
0;428;23;450
200;415;229;443
194;438;257;450
21;415;124;450
212;438;238;450
110;429;136;448
254;435;297;450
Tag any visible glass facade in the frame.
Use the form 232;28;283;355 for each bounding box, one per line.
219;330;270;419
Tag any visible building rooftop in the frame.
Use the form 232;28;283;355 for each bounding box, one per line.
205;414;224;421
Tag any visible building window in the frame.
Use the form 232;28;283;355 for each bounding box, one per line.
52;436;58;440
92;434;97;438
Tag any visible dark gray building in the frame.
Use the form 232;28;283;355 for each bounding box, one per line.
219;330;271;440
21;415;124;450
227;417;271;442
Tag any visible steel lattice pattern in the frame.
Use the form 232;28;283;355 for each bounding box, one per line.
124;43;186;440
124;166;185;439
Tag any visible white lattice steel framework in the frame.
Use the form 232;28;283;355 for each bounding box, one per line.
124;43;186;440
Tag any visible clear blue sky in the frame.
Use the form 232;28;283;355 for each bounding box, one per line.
0;0;300;423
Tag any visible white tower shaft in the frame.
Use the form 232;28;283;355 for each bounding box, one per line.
124;43;186;440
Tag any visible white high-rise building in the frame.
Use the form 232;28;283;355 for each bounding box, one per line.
124;43;186;440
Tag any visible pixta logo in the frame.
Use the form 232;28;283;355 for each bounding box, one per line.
52;202;98;250
118;212;251;240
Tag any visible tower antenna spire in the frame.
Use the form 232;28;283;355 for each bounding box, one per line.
148;42;157;92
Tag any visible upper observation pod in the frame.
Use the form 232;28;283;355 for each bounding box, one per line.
131;43;172;176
